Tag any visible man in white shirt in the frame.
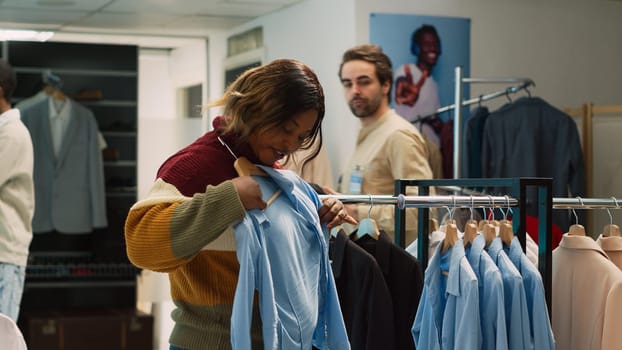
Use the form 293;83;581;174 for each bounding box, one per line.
0;59;35;322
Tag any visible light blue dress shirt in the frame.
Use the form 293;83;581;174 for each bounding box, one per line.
505;237;555;350
231;166;350;350
466;234;508;350
487;238;531;350
412;238;481;350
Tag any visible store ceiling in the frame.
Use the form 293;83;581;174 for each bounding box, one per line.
0;0;302;37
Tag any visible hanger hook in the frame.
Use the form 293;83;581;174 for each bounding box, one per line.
503;195;511;220
444;206;452;223
571;196;584;225
505;88;513;103
609;196;619;225
470;195;475;221
478;94;483;107
487;195;495;221
451;196;457;221
368;194;373;218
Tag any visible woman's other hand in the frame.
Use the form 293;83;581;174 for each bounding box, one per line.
318;196;358;230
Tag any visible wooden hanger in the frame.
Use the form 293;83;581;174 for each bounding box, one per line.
478;219;490;232
483;222;497;246
568;224;586;236
499;221;514;246
463;220;478;247
498;200;514;245
568;204;586;236
463;198;478;247
602;224;621;237
234;156;282;208
234;157;268;177
602;204;621;237
441;219;458;254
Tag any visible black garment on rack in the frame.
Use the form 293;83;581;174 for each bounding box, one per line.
351;230;423;350
329;229;395;350
481;96;585;231
461;106;490;178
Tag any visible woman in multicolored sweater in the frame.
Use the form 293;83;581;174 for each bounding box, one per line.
125;59;355;350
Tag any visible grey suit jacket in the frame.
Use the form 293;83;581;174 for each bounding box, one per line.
19;97;107;233
481;97;585;231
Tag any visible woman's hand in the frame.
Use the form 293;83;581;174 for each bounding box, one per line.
318;195;358;230
231;176;267;210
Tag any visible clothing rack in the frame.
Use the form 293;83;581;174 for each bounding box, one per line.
410;66;535;178
321;179;622;318
393;177;553;311
452;67;535;178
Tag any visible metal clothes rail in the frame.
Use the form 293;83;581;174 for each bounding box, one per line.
394;177;553;312
320;178;622;316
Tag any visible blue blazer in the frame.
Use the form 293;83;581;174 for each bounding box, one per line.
19;98;107;234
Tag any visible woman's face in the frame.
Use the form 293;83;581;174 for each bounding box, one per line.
248;109;319;165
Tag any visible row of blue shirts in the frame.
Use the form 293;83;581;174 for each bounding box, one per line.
413;234;555;350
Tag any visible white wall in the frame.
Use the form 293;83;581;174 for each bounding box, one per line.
137;43;210;350
355;0;622;109
230;0;357;185
220;0;622;185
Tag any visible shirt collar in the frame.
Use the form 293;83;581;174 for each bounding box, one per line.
446;239;467;296
596;234;622;252
559;233;609;260
466;234;485;280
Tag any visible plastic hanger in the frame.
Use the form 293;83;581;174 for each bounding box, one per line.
353;194;379;240
463;196;478;247
568;197;586;236
602;197;621;237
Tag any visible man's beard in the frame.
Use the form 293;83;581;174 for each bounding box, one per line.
349;97;380;118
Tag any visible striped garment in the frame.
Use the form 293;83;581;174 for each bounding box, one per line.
125;121;269;349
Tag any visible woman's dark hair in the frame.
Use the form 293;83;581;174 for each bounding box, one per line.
210;58;325;169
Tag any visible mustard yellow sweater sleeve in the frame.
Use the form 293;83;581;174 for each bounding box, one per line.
124;178;246;272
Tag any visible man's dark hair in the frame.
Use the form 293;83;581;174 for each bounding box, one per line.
338;44;393;103
0;59;17;101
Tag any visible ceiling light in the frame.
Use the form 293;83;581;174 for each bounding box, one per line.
0;29;55;42
37;0;75;6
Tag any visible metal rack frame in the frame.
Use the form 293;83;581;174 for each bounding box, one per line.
394;177;553;311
